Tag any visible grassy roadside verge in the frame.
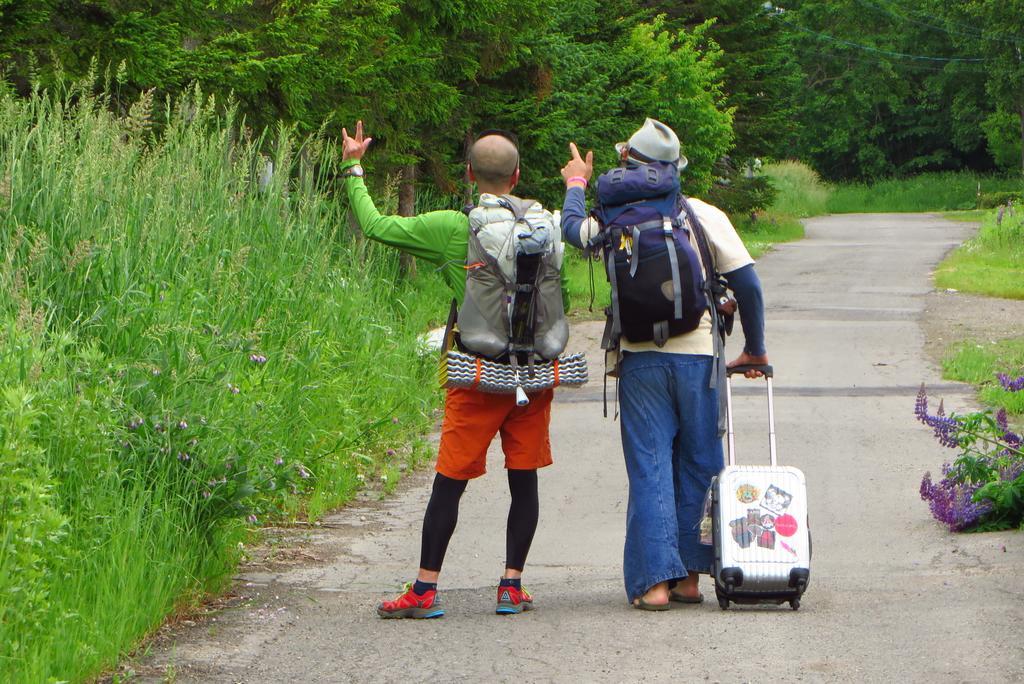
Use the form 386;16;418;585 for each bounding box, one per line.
935;203;1024;418
943;339;1024;416
0;85;447;680
935;208;1024;300
827;172;1021;213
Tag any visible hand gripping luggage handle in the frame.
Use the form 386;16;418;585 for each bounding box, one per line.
725;369;777;467
726;364;773;378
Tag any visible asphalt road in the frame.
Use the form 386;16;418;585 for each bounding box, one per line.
142;213;1024;683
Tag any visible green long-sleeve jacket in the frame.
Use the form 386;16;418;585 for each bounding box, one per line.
341;158;569;307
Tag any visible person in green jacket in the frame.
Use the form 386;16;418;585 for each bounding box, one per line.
339;121;561;618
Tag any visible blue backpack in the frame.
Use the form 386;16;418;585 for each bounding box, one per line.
589;161;715;347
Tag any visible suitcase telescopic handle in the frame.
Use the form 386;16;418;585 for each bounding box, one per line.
725;369;777;467
726;364;773;377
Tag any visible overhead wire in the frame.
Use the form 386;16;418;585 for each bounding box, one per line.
803;46;988;74
768;10;988;63
852;0;1024;47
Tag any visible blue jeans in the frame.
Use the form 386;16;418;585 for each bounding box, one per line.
619;351;723;602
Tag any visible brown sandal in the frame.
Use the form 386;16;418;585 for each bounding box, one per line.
632;597;671;611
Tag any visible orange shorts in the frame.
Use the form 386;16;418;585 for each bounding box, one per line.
435;387;554;480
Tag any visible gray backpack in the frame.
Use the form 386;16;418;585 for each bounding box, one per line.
457;195;568;363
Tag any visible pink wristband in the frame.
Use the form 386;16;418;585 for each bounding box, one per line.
566;176;588;187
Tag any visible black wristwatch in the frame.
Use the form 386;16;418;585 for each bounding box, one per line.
341;164;364;178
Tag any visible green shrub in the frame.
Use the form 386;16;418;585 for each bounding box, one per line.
977;191;1023;209
706;158;778;217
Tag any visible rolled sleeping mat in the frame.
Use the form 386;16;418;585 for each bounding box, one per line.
440;351;589;394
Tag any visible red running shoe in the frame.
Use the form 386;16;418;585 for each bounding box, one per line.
495;582;533;615
377;582;445;619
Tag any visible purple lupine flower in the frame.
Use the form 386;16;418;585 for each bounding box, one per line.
177;451;190;462
996;373;1024;392
919;471;992;531
249;354;268;365
920;471;934;501
274;456;284;466
994;408;1023;451
1000;459;1024;483
227;383;240;394
155;422;166;433
297;465;310;479
247;514;258;524
914;384;929;423
126;417;144;430
177;420;188;430
386;449;397;457
914;387;960;449
202;490;211;499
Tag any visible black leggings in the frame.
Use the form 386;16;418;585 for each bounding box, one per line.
419;470;539;573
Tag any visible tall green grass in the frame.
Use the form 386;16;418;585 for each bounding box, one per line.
0;83;447;680
826;172;1021;213
762;160;831;218
943;339;1024;415
935;206;1024;300
722;160;830;258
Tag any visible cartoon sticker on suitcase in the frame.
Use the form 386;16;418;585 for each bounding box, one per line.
729;509;778;551
735;484;760;504
725;487;809;556
760;484;793;516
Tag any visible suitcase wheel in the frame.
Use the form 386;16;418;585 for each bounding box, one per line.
717;596;730;610
789;598;800;611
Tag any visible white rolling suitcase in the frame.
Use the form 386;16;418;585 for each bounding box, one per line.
710;365;810;610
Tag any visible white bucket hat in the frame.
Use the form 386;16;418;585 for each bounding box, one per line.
615;117;689;171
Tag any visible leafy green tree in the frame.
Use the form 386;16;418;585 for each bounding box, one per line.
933;0;1024;173
650;0;801;164
782;0;996;180
1;0;735;203
488;2;733;204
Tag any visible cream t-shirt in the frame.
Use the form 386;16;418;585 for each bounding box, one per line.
616;198;753;356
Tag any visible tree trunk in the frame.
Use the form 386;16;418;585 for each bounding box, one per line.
1019;104;1024;176
397;163;418;277
463;129;475;209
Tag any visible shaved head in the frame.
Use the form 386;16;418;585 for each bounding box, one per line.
468;134;519;186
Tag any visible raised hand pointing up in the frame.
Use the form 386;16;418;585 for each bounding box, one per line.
341;120;373;162
561;142;594;187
